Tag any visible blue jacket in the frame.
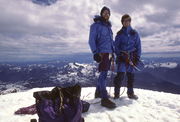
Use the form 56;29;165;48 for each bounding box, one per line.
115;26;141;57
115;26;142;72
88;16;114;54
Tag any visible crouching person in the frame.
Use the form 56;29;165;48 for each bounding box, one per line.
114;14;142;100
88;6;116;109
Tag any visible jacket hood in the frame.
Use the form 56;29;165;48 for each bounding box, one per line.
93;15;111;27
117;26;136;35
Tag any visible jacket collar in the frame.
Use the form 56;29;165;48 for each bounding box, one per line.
122;26;132;34
93;15;111;27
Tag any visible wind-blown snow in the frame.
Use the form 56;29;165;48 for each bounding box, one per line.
0;87;179;122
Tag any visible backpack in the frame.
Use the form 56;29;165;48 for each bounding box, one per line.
33;84;89;122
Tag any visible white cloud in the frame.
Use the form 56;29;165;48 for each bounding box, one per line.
142;28;180;52
0;0;180;61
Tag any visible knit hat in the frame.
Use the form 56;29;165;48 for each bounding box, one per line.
100;6;111;16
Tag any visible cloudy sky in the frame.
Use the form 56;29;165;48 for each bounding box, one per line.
0;0;180;62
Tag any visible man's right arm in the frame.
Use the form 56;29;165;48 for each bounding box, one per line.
88;24;98;54
114;35;121;56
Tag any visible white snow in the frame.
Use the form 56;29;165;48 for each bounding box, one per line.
9;67;21;72
160;62;178;68
55;63;98;84
66;62;92;70
145;62;178;69
0;87;179;122
0;84;27;95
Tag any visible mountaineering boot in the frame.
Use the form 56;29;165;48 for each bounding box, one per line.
95;90;111;98
127;93;138;100
127;72;138;100
30;119;37;122
101;98;116;109
114;94;119;99
95;90;101;98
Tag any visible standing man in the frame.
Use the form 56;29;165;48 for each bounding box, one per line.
114;14;141;100
88;6;116;109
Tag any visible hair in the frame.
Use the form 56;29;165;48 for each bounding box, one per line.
121;14;131;24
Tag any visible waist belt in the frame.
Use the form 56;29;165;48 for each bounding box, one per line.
119;48;136;55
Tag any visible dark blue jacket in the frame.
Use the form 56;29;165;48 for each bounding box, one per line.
88;16;114;54
115;26;141;57
115;26;142;72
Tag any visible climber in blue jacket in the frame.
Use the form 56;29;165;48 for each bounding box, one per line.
88;6;116;109
113;14;142;100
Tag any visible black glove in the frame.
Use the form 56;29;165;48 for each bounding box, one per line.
115;56;119;64
133;56;140;65
93;53;101;63
111;53;115;60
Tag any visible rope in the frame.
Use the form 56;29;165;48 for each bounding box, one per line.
120;51;143;71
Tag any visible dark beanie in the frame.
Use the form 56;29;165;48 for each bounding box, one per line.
121;14;131;24
100;6;111;16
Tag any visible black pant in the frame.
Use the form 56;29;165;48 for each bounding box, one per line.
113;72;134;96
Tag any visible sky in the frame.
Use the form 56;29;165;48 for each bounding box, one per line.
0;0;180;62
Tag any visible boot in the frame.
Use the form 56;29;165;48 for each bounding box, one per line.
95;90;101;98
101;98;116;109
128;93;138;100
127;73;138;100
114;94;119;99
30;119;37;122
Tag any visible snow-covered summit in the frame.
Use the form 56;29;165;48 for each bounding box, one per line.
0;87;179;122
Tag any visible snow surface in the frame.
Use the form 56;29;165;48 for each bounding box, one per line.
0;87;179;122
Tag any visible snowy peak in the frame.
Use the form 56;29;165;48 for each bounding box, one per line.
0;61;180;95
63;62;96;72
54;62;97;85
64;62;86;70
145;62;178;69
32;0;57;6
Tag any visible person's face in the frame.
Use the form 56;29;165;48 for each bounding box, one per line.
102;10;110;21
122;17;131;27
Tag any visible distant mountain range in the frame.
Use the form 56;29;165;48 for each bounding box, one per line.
0;58;180;95
32;0;57;5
